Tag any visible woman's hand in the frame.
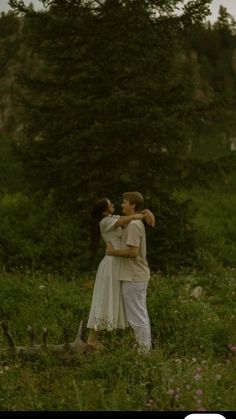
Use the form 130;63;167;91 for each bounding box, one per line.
142;209;155;227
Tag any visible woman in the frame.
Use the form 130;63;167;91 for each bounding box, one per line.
87;197;154;350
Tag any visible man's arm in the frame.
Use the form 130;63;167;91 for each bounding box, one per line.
106;242;138;258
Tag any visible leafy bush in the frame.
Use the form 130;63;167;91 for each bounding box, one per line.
0;193;90;273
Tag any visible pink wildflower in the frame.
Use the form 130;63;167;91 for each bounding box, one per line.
195;389;203;396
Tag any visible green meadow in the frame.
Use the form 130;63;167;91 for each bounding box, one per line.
0;266;235;411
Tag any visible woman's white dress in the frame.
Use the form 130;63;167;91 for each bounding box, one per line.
87;215;128;330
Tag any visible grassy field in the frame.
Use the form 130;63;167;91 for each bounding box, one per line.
0;151;235;410
0;268;235;411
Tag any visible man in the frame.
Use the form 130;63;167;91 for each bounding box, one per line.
106;191;154;354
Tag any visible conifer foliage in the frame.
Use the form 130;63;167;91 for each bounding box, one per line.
9;0;212;269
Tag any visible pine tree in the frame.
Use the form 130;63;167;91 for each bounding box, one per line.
9;0;213;269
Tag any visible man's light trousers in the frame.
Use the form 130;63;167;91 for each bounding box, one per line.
121;281;152;350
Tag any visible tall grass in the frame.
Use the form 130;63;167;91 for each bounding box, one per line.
0;268;235;411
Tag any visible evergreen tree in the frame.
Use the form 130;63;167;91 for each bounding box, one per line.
187;5;236;158
9;0;213;269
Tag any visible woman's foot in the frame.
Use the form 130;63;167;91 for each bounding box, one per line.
87;338;105;351
87;329;105;351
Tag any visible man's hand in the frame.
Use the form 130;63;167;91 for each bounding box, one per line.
106;242;114;256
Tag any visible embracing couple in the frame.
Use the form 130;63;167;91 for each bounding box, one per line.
86;191;155;354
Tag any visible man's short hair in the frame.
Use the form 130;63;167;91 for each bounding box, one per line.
122;191;144;211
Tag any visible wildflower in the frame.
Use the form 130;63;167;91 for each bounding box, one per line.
196;389;203;396
215;374;222;381
194;373;201;381
146;399;154;407
39;285;46;290
197;406;207;411
167;389;175;395
192;357;197;363
186;384;191;390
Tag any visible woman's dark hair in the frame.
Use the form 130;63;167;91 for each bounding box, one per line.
90;198;109;254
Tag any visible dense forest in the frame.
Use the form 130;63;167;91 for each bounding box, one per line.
0;0;235;273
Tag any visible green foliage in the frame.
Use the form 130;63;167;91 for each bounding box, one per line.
0;162;235;273
0;12;20;74
175;169;236;271
149;280;229;357
146;192;197;271
0;193;91;273
187;9;236;149
0;135;24;193
0;268;235;410
4;0;213;270
0;271;91;341
0;2;235;271
15;1;194;202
